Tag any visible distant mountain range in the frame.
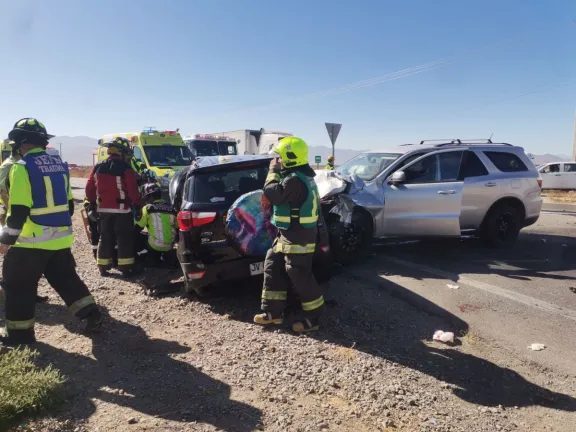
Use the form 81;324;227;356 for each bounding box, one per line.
48;135;571;167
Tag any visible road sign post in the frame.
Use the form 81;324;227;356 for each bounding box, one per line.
325;122;342;161
315;155;321;169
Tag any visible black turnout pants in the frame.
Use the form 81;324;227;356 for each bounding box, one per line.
261;249;325;320
98;213;134;271
2;247;97;341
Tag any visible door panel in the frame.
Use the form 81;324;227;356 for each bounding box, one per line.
539;163;562;189
561;163;576;189
382;150;464;237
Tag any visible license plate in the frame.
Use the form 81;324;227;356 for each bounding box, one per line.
250;262;264;276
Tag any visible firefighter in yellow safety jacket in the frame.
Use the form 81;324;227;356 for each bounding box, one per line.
0;118;102;346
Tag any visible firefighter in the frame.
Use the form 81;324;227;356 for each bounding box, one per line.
134;183;177;267
0;118;102;345
254;137;325;333
0;139;49;304
324;155;335;170
85;137;141;277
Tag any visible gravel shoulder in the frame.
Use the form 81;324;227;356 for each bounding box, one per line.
2;210;576;432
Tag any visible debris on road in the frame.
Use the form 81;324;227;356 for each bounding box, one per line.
570;287;576;294
447;284;460;289
528;343;546;351
433;330;455;343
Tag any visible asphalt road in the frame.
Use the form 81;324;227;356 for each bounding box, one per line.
350;211;576;376
71;175;576;375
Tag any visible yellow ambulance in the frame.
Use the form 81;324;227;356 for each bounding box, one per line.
96;128;193;188
1;139;13;164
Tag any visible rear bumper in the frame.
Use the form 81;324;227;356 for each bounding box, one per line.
179;256;265;293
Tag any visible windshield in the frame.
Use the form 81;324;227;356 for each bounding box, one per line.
144;145;193;167
192;164;269;204
189;140;219;157
218;141;238;155
336;153;401;181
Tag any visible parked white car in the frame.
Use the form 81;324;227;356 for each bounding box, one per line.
537;162;576;190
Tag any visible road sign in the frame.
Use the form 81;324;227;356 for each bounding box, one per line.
315;156;321;164
325;123;342;146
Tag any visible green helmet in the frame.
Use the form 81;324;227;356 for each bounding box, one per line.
271;137;309;168
8;118;54;145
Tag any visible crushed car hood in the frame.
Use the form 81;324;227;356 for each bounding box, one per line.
314;170;365;198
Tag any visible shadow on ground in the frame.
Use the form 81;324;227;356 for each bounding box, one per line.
34;304;261;432
205;248;576;413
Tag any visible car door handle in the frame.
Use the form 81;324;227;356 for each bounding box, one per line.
484;182;497;187
437;190;456;195
554;174;561;176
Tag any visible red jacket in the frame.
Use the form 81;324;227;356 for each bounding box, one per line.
86;155;141;213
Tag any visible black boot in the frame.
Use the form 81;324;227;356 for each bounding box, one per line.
84;309;103;334
0;330;37;346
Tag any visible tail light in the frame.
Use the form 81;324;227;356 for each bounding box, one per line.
177;211;217;230
187;271;206;280
537;178;543;189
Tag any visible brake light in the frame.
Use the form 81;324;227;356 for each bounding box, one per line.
177;211;217;230
187;271;206;280
537;178;542;188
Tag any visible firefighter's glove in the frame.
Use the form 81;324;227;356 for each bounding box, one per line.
133;206;142;221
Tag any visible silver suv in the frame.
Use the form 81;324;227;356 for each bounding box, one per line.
316;140;542;264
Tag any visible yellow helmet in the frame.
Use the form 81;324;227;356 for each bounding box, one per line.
271;136;309;168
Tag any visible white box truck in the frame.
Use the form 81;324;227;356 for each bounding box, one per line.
209;129;293;155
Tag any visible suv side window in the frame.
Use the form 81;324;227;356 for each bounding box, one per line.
459;151;488;178
484;151;528;172
439;151;464;181
396;152;428;170
564;163;576;172
541;163;560;173
404;153;439;183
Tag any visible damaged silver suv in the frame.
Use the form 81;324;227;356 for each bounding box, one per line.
316;140;542;264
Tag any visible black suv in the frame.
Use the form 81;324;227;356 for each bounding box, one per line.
170;155;332;296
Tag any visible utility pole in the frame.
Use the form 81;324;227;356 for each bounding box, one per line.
573;111;576;162
59;142;62;160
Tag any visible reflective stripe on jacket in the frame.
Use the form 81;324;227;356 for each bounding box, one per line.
271;171;319;230
135;199;177;251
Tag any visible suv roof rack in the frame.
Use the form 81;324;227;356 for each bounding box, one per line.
418;139;512;147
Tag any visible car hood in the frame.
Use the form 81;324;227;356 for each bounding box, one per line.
314;170;365;198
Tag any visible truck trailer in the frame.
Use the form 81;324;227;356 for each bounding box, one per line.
209;129;293;155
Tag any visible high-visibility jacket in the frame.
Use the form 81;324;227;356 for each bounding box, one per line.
324;162;334;170
131;157;145;175
135;199;177;251
271;171;319;230
0;148;74;250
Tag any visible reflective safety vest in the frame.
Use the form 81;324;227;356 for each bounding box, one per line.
135;199;176;252
271;171;319;230
22;151;72;227
8;148;73;250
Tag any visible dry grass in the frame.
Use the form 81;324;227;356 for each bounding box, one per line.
68;167;92;178
0;347;66;429
541;190;576;204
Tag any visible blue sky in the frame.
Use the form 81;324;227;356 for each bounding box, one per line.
0;0;575;155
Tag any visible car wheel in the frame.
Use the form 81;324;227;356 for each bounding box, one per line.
329;216;373;265
480;203;521;248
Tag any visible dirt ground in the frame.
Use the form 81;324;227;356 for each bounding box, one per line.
2;210;576;432
542;190;576;204
69;167;92;179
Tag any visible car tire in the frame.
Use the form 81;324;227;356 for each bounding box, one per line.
329;215;373;265
480;203;521;248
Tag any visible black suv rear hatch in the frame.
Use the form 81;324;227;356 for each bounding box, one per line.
177;159;271;264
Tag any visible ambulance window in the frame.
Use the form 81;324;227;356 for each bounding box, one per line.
133;146;143;161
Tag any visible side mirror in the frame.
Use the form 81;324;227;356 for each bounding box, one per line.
389;170;407;185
